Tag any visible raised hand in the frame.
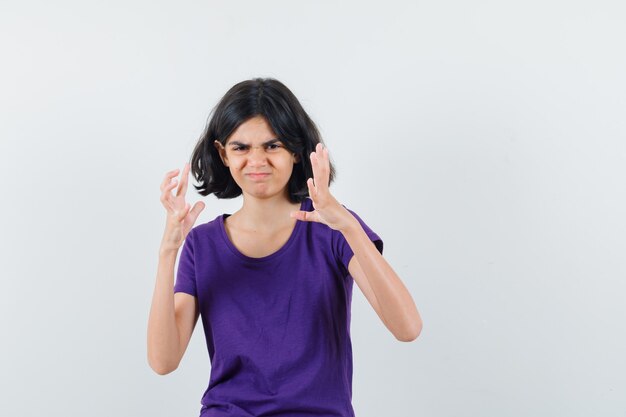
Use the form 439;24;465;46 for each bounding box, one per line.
290;143;356;232
159;162;205;252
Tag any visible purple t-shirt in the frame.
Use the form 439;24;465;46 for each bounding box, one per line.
174;197;383;417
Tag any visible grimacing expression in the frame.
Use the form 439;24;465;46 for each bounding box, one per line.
214;116;300;199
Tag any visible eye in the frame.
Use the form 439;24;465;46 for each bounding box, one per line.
268;144;281;150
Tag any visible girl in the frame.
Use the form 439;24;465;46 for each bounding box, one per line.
147;78;422;417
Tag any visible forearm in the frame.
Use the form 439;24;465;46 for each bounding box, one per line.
341;219;422;341
147;248;182;374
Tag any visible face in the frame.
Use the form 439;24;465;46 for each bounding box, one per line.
214;116;300;200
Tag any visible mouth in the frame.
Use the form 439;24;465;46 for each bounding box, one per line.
246;173;270;180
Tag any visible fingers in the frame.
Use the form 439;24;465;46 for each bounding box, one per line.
178;203;190;221
176;162;190;198
160;163;197;223
310;143;329;194
160;168;180;191
160;169;178;206
291;209;320;223
178;201;205;228
160;165;187;210
159;179;178;209
307;177;316;198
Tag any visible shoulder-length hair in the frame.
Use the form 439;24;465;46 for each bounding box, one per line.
189;77;336;203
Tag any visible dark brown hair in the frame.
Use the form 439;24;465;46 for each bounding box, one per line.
189;77;336;203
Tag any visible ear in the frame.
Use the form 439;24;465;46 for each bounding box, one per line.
214;140;229;167
293;153;300;164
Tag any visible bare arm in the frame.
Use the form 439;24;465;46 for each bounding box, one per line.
147;248;199;375
343;219;422;342
290;144;422;342
147;163;205;375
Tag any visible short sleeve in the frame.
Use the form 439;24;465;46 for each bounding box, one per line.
332;205;384;276
174;228;197;297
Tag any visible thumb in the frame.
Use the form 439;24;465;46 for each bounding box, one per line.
175;203;190;222
290;210;318;222
193;201;206;214
188;201;205;220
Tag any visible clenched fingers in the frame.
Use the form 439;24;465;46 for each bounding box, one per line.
160;168;180;192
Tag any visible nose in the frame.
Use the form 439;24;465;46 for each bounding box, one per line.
247;146;268;167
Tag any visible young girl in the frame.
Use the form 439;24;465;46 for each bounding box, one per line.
147;78;422;417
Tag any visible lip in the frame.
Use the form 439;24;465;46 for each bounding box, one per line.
246;173;270;179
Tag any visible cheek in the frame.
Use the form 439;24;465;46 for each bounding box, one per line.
279;160;295;173
230;161;245;171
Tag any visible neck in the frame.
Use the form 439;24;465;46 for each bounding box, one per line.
235;190;301;232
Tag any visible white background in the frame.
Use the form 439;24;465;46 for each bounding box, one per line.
1;1;625;416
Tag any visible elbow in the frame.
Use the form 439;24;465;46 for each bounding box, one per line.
147;354;179;375
149;361;177;375
395;319;423;343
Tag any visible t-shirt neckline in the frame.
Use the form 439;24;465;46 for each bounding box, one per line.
218;198;308;262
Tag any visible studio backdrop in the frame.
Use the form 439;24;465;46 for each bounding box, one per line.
1;1;625;416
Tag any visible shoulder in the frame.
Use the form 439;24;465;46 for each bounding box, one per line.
188;214;224;241
332;202;383;250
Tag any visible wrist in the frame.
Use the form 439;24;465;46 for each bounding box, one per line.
338;213;360;234
159;245;179;258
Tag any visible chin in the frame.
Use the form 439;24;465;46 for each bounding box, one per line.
244;184;290;199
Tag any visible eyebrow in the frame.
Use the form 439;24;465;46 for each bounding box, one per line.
228;139;280;147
